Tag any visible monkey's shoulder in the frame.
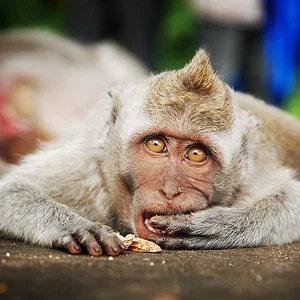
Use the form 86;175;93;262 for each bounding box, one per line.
236;92;300;174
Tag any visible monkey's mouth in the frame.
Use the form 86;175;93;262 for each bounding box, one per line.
135;212;164;239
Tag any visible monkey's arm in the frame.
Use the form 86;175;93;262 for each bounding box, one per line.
0;127;125;256
148;174;300;249
0;182;124;256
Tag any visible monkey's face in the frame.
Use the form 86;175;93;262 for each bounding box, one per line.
124;131;219;240
109;49;258;239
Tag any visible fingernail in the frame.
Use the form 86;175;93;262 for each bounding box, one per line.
150;218;158;226
93;245;101;252
74;244;80;251
112;246;119;253
120;244;126;250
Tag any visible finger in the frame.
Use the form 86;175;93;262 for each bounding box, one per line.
65;241;82;254
75;230;103;256
92;225;126;256
150;214;193;234
148;235;191;249
149;235;233;250
54;235;82;255
102;235;126;256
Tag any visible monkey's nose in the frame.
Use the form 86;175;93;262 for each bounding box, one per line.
160;186;182;200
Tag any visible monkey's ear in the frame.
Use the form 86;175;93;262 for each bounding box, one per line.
108;89;121;105
107;90;113;98
1;78;37;119
108;89;121;124
178;49;220;93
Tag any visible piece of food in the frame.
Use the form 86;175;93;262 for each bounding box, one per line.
116;233;162;253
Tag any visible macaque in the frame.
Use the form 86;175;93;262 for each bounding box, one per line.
0;29;148;168
1;49;300;256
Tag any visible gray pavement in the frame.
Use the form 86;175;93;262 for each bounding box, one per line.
0;238;300;300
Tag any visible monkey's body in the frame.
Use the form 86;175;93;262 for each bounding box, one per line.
238;93;300;174
0;50;300;255
0;30;148;165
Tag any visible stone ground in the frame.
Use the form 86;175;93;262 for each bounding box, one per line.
0;238;299;300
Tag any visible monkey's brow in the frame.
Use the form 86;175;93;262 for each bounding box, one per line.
138;129;211;145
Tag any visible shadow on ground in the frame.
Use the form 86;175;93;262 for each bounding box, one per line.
0;238;300;299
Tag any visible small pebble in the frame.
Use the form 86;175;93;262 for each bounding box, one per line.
150;262;154;266
256;275;262;282
108;256;114;261
143;258;150;261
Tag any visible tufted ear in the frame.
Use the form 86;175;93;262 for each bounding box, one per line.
108;88;122;124
178;49;221;93
146;48;233;131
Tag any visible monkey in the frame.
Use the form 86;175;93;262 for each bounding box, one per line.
0;48;300;256
0;29;148;168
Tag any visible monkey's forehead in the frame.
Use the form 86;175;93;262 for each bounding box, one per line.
145;72;234;133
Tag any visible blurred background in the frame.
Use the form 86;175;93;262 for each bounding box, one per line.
0;0;299;171
1;0;300;113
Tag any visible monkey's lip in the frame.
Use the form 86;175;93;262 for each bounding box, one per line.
135;212;163;239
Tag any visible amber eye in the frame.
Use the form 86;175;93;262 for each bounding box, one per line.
145;137;166;153
186;146;207;163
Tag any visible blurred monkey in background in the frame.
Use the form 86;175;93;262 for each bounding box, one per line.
0;29;148;172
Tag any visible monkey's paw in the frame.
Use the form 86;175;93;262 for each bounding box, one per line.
53;223;126;256
148;206;261;249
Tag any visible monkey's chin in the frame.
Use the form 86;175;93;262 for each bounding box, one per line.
135;213;163;240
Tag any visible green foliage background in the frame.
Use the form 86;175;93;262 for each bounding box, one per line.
0;0;299;119
0;0;198;70
0;0;65;31
156;0;198;71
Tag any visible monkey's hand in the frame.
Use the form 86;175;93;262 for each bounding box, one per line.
148;189;300;249
0;184;125;256
53;222;126;256
148;207;255;249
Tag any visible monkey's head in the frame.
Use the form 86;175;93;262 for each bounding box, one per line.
106;49;259;239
